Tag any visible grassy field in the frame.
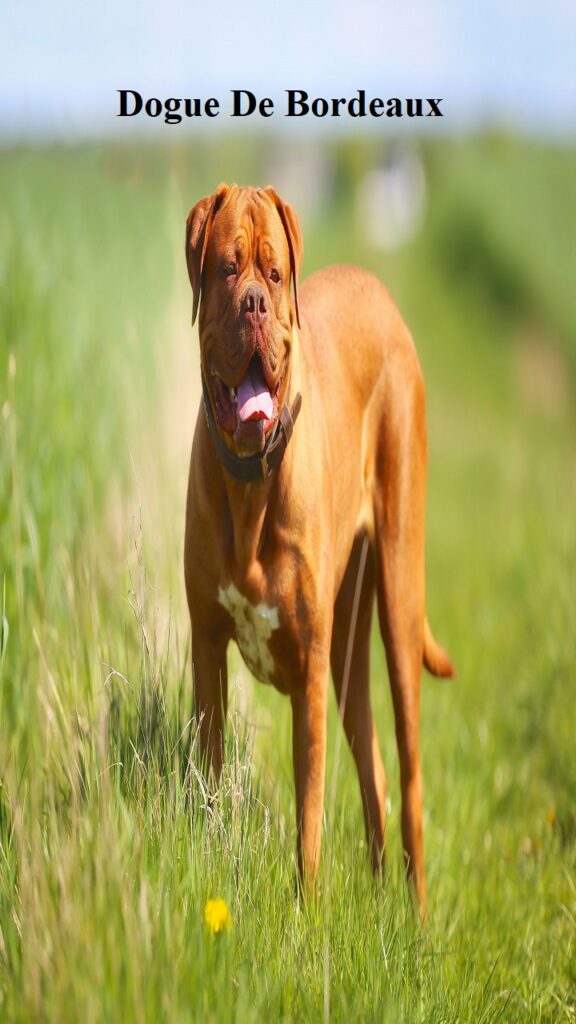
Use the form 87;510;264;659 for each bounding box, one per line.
0;137;575;1022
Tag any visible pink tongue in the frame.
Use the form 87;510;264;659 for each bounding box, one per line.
237;361;273;422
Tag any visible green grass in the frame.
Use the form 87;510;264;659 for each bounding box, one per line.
0;138;575;1022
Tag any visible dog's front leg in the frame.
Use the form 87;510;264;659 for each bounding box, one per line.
191;624;228;783
291;659;329;887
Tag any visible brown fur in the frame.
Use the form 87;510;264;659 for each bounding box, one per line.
184;185;454;913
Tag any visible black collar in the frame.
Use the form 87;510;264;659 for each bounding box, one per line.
201;372;302;483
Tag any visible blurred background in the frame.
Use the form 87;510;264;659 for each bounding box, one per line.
0;2;575;1019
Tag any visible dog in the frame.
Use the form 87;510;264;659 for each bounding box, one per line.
184;184;453;912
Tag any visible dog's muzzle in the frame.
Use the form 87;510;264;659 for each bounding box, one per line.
201;372;302;482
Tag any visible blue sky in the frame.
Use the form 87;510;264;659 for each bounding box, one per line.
1;0;575;137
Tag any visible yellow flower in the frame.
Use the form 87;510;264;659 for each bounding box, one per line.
204;898;233;934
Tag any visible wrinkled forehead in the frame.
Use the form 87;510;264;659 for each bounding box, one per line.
209;188;289;263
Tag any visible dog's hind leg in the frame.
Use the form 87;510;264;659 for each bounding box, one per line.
372;372;428;913
331;532;387;873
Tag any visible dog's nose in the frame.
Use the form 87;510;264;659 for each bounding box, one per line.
242;285;268;322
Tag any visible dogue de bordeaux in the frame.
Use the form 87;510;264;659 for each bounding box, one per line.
184;183;454;912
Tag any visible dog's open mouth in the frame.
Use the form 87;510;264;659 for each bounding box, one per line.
210;354;282;449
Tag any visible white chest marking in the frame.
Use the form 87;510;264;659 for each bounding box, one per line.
218;583;279;685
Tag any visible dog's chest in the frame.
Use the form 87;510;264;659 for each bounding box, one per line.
218;583;279;685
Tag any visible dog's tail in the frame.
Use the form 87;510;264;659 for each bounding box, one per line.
423;617;455;678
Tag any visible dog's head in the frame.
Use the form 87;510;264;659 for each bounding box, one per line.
185;184;302;457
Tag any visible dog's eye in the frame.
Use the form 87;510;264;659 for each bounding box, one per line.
224;262;237;277
270;269;280;283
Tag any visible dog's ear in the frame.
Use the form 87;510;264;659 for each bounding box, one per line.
185;184;230;326
264;187;303;329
